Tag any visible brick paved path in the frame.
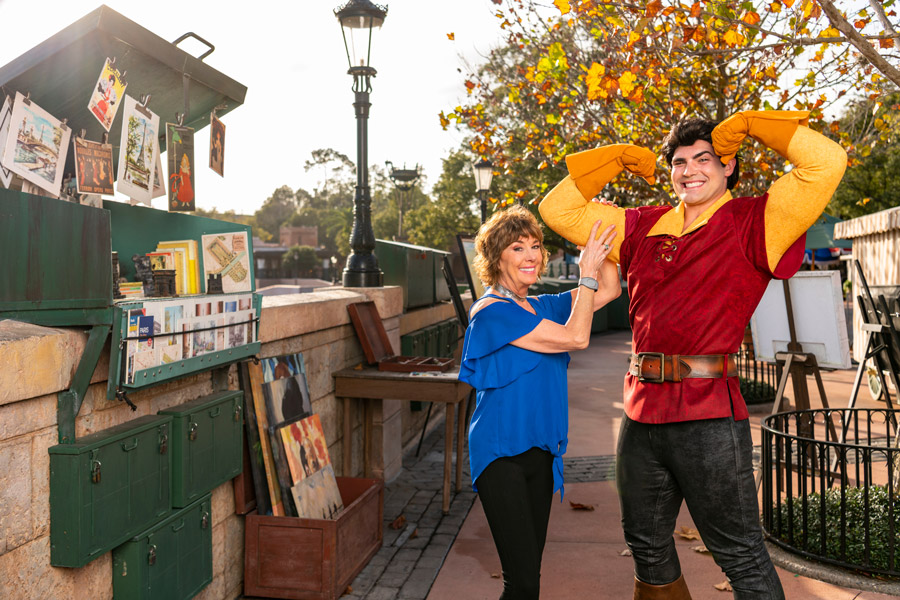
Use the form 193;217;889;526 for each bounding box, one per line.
340;421;618;600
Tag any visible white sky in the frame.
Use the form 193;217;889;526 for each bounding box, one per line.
0;0;508;214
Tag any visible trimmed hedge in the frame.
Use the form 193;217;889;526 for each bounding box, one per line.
740;377;776;405
775;485;900;573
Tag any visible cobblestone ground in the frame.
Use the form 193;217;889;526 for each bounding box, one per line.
340;422;621;599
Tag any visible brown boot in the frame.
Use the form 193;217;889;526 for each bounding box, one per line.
633;575;692;599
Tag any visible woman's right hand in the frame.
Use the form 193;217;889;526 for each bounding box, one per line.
578;219;616;280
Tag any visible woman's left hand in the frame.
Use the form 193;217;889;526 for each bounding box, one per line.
578;219;616;280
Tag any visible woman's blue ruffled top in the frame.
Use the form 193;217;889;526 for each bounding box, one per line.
459;292;572;497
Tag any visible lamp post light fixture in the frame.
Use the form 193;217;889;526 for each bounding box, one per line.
335;0;388;287
472;158;494;224
386;161;421;240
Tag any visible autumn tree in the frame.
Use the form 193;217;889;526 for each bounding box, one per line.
828;91;900;218
442;0;896;213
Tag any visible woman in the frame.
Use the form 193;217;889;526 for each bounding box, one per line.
459;205;620;599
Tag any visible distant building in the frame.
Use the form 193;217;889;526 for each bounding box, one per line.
280;225;318;248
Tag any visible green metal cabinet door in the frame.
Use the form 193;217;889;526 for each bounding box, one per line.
112;494;213;600
158;391;243;507
49;415;172;567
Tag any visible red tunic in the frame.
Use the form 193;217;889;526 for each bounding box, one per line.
619;193;805;424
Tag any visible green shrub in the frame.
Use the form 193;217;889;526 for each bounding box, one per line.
774;485;900;573
740;377;776;405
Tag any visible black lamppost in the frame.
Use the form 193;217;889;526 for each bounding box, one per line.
386;161;421;240
472;158;494;224
335;0;388;287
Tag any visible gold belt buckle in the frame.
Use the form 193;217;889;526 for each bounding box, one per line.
637;352;665;383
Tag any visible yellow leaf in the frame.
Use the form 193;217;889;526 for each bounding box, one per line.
439;112;450;129
769;2;782;13
765;65;777;78
618;71;637;96
724;29;739;45
628;31;641;45
553;0;571;15
676;526;702;541
820;26;840;37
585;62;606;100
446;32;455;41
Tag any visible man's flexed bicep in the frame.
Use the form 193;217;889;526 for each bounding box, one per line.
712;111;847;272
539;144;655;263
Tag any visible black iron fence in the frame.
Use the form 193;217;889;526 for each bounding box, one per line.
761;408;900;577
736;347;779;404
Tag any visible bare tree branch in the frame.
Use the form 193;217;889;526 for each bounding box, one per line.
867;0;898;37
817;0;900;88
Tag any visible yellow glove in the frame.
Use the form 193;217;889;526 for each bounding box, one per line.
565;144;657;199
712;110;810;164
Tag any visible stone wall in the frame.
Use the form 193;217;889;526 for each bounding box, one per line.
0;286;456;600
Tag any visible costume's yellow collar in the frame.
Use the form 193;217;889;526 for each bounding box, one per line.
647;190;734;237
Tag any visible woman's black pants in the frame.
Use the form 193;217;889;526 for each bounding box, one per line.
475;447;554;600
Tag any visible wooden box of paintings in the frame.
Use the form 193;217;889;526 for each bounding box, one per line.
158;390;244;508
243;477;384;600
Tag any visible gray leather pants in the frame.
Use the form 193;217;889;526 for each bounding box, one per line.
616;415;785;599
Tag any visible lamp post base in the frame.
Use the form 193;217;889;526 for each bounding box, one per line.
342;269;383;288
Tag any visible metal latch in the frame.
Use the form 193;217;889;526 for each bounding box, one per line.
201;511;210;529
148;544;157;566
90;459;101;484
233;402;242;423
189;421;198;441
159;432;168;455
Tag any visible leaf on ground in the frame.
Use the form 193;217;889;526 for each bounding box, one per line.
675;526;701;541
491;572;501;578
410;528;418;539
569;501;595;511
390;515;406;530
691;545;710;554
619;548;632;557
344;586;353;594
714;580;733;591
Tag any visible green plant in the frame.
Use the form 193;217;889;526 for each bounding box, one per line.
775;485;900;573
739;377;776;405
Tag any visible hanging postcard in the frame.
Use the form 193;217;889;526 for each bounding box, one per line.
73;137;114;196
209;113;225;177
201;232;252;293
1;92;71;197
0;96;13;188
88;58;127;131
116;95;159;204
166;123;195;211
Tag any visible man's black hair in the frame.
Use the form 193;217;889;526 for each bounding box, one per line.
661;118;740;190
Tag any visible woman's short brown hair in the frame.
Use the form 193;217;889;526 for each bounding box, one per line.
473;204;549;288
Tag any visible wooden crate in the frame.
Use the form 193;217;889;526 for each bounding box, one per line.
244;477;384;600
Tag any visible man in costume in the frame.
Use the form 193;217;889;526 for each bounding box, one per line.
539;111;846;599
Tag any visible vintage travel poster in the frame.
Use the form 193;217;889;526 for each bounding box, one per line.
201;232;251;293
0;96;13;188
87;57;127;131
209;113;225;176
166;123;195;212
73;137;114;195
116;95;159;203
2;92;71;196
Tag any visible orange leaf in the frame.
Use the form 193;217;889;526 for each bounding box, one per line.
742;11;761;25
645;0;663;17
390;515;406;530
714;580;733;591
689;2;702;18
682;25;698;41
569;501;595;511
465;80;476;91
618;71;638;95
880;38;895;49
782;0;795;7
769;1;782;13
446;32;455;40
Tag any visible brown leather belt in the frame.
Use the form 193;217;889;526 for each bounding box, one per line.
628;352;738;383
